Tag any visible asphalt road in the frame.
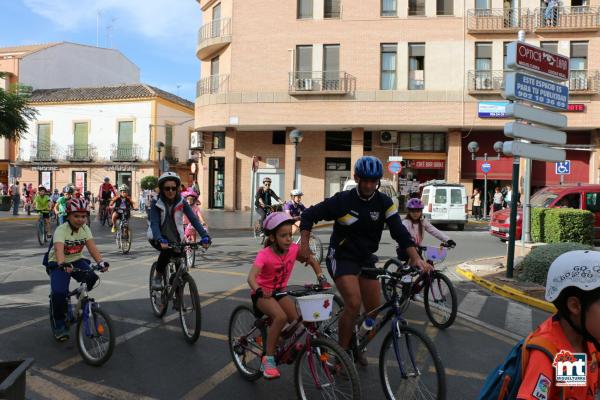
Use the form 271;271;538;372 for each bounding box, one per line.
0;217;550;400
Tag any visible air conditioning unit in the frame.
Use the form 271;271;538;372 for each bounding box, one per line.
476;76;493;90
190;131;204;149
295;78;313;91
380;131;398;144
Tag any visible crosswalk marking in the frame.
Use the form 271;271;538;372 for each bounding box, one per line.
505;301;533;336
28;374;80;400
458;291;488;318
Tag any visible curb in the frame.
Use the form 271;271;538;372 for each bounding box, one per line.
0;216;38;222
456;265;556;313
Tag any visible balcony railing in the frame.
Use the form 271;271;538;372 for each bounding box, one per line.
30;142;59;162
196;18;232;60
110;144;143;162
289;71;356;95
66;144;96;162
467;70;505;93
164;146;179;163
196;74;230;97
569;70;600;94
534;6;600;31
467;8;531;32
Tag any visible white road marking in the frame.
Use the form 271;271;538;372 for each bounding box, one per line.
28;374;80;400
505;301;533;337
0;316;47;335
458;291;488;318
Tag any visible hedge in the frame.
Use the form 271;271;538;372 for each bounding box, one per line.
140;176;158;190
518;242;593;285
544;208;594;245
531;208;546;242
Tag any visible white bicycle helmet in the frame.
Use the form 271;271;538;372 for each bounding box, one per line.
290;189;303;196
545;250;600;302
119;184;129;191
158;172;181;188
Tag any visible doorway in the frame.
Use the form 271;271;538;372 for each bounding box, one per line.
209;157;225;209
325;158;351;198
72;171;88;192
116;171;132;195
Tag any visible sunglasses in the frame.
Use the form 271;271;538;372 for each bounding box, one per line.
264;183;271;186
163;186;178;192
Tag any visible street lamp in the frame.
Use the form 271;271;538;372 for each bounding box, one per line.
289;129;303;190
467;141;504;220
156;141;165;175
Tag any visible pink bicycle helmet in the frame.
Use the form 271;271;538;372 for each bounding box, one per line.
406;198;424;210
182;190;198;199
263;212;294;232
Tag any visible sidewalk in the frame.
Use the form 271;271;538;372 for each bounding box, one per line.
0;210;38;222
456;256;556;313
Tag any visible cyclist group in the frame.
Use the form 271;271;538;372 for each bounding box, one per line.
37;156;600;399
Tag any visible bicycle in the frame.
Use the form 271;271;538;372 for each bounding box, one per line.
253;204;283;244
293;232;324;265
50;264;115;366
115;212;132;254
36;211;50;246
149;242;204;343
183;226;208;268
382;244;458;329
98;200;112;227
228;284;361;400
320;267;446;400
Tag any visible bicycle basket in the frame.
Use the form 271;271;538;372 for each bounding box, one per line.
423;246;447;263
296;294;334;322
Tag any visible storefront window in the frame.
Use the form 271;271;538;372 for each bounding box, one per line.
213;132;225;149
399;133;410;151
410;133;422;151
434;134;446;151
422;133;434;151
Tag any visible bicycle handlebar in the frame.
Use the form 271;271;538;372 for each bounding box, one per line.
60;263;107;273
276;283;333;298
362;264;417;281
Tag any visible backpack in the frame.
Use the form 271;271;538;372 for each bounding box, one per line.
478;333;558;400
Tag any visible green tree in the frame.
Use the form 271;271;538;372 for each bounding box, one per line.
140;176;159;190
0;72;37;140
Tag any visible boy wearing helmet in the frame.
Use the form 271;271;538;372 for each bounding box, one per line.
147;172;211;288
254;177;283;232
284;189;306;235
97;177;117;221
44;197;109;341
516;250;600;399
110;185;134;233
54;186;73;225
299;156;428;363
34;186;53;238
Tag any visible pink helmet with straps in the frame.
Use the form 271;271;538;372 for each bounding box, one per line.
182;190;198;199
263;212;294;231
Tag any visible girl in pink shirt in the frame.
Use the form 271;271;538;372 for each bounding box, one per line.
247;212;329;379
182;191;208;241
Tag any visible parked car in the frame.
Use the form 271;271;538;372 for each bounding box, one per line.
489;184;600;241
420;181;468;230
342;179;400;210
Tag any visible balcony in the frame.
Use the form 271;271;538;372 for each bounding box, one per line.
196;18;232;61
30;142;59;162
164;146;179;163
467;70;504;94
569;70;600;95
467;8;531;33
534;6;600;32
196;74;230;97
288;71;356;95
110;144;143;162
66;145;96;162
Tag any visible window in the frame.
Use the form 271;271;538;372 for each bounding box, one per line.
410;133;422;151
297;0;313;18
571;41;588;90
325;132;351;151
118;121;133;148
408;43;425;90
363;132;372;151
325;157;351;170
324;0;340;18
37;123;51;158
409;0;425;16
434;189;447;204
211;3;221;38
380;44;397;90
399;133;445;152
503;42;509;70
272;131;286;145
433;134;446;151
212;132;225;149
557;193;581;209
296;45;313;81
381;0;397;16
475;0;490;9
475;42;492;90
422;189;430;205
450;189;463;205
165;124;173;148
73;122;89;159
437;0;453;15
210;56;220;93
586;192;600;213
323;44;340;90
422;133;434;151
540;41;558;54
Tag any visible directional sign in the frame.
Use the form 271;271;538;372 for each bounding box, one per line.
504;122;566;145
387;161;402;175
504;72;569;111
555;160;571;175
506;42;570;81
481;162;492;174
505;103;567;128
502;141;566;162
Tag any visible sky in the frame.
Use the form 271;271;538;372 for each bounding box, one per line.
0;0;203;101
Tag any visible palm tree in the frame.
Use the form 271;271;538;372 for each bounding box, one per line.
0;72;37;140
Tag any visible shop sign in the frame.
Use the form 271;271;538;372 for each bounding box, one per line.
107;164;139;171
506;42;569;81
265;158;279;169
567;104;586;112
478;101;509;118
413;160;446;170
31;165;59;171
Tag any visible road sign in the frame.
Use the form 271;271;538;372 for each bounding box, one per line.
504;72;569;111
481;162;492;174
388;156;404;162
504;122;566;145
505;103;567;128
502;141;566;162
387;161;402;175
506;42;569;81
555;160;571;175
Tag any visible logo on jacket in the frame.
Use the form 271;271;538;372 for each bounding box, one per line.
553;350;587;386
370;211;380;221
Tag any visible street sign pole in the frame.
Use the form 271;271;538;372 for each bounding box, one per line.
483;154;488;220
506;156;521;278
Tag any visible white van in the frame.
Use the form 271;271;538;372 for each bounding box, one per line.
342;179;399;210
420;181;467;231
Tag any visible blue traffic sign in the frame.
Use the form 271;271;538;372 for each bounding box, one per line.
504;72;569;111
481;162;492;174
387;161;402;175
555;160;571;175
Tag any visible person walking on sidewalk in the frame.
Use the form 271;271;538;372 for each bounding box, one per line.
471;188;482;220
492;187;503;214
9;181;20;215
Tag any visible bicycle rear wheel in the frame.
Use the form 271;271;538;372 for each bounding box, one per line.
295;337;361;400
37;218;45;246
149;262;168;318
120;225;131;254
309;234;323;264
76;307;115;366
178;274;202;343
228;305;264;381
423;272;457;330
379;324;446;400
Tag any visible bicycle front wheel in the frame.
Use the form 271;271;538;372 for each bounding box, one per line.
178;274;201;343
228;305;264;381
37;218;45;246
186;245;196;268
76;307;115;366
149;262;168;318
423;272;457;330
309;234;323;264
120;226;131;254
379;324;446;400
295;337;361;400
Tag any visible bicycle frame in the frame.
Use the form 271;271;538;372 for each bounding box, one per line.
66;279;100;338
164;254;189;301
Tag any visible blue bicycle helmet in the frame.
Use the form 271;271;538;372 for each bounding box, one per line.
354;156;383;179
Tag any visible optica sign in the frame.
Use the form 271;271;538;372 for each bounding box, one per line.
506;42;569;81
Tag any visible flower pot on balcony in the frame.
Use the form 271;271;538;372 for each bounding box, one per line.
0;195;12;211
